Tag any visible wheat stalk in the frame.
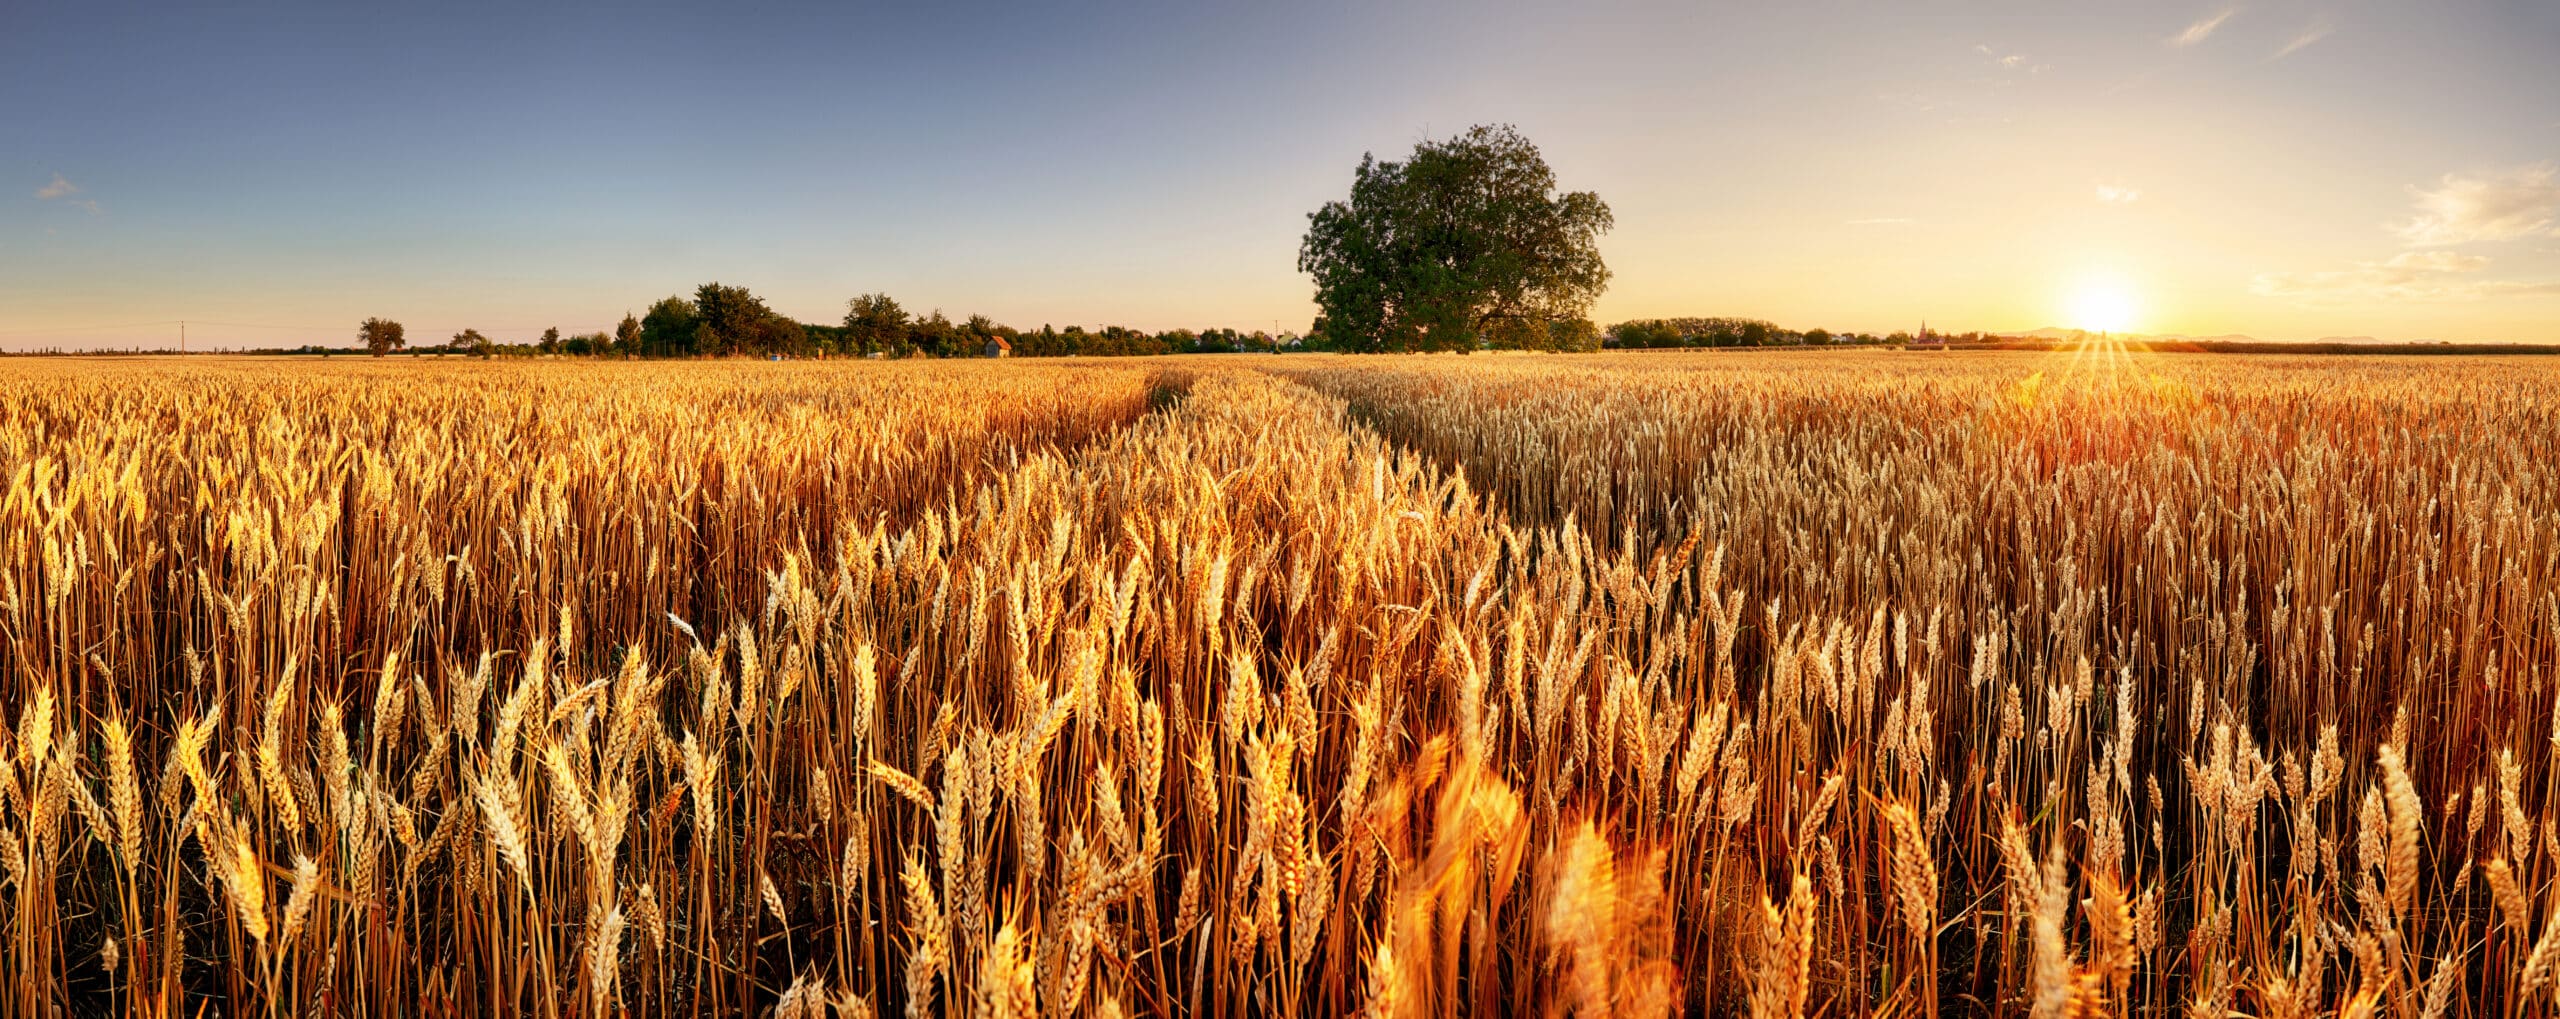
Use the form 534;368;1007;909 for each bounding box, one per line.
1750;871;1818;1019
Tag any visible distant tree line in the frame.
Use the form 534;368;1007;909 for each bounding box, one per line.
1604;317;2002;349
336;293;2024;360
344;282;1302;359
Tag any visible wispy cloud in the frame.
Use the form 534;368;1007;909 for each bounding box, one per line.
2171;8;2241;47
1973;43;2045;73
1844;217;1915;226
2260;164;2560;304
2397;164;2560;246
34;173;100;214
2252;251;2560;303
2271;19;2333;59
2095;184;2142;205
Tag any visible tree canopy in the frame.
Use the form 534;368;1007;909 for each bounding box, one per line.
358;318;405;356
637;297;699;357
1299;124;1612;352
843;293;911;355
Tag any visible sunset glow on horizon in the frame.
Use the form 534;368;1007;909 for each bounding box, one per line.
2067;272;2143;336
4;2;2557;349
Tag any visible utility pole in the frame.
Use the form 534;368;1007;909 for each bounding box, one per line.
180;320;186;354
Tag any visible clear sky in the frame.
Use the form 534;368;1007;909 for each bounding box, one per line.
6;0;2558;349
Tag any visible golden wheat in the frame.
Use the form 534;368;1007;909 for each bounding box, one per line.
0;349;2552;1015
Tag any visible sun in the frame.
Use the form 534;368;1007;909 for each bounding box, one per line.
2066;274;2141;335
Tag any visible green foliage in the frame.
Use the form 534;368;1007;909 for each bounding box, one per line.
631;284;801;357
910;310;958;358
358;317;405;356
1608;319;1685;348
309;308;1312;361
1606;317;1819;348
1547;318;1602;352
520;286;1311;361
843;293;911;355
1606;317;1915;348
639;297;700;357
1299;124;1613;353
1485;316;1602;352
691;282;804;356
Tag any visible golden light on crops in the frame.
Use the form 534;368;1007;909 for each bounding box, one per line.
0;351;2552;1014
2066;272;2142;335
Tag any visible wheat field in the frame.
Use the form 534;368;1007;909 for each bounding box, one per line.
1;348;2556;1017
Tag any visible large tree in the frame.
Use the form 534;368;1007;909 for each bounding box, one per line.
843;292;910;355
1298;124;1612;353
358;317;405;357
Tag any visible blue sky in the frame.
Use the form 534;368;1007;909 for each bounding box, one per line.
6;1;2558;348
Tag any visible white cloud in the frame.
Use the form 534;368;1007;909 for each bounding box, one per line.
2171;8;2241;47
2272;20;2333;59
2252;251;2560;303
33;173;99;214
2397;164;2560;245
2383;250;2490;273
2096;184;2142;205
